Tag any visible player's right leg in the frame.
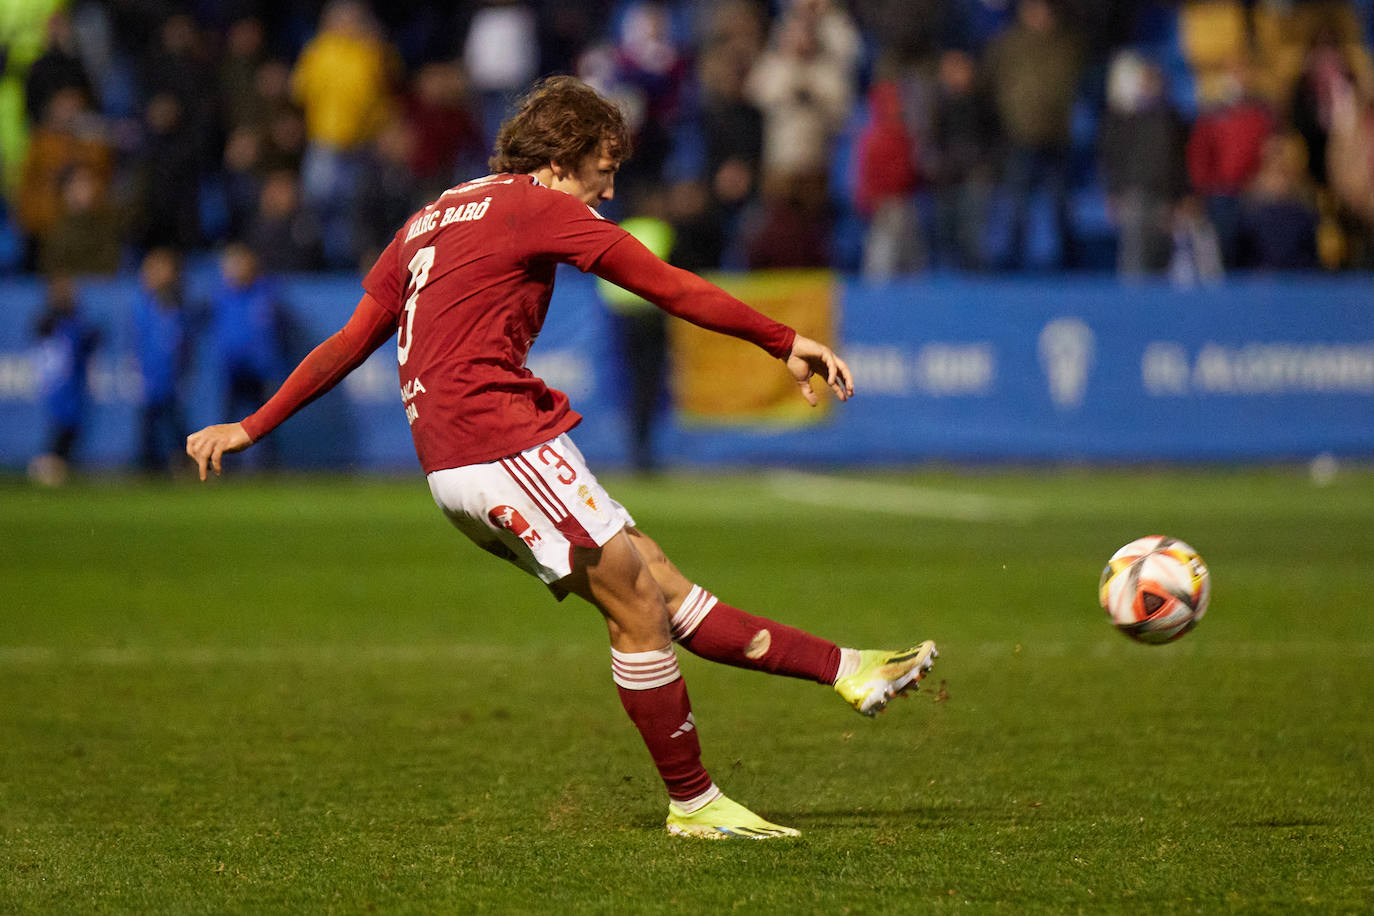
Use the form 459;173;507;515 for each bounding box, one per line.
558;531;798;839
427;439;795;838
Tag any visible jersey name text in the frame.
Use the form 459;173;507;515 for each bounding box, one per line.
404;197;492;242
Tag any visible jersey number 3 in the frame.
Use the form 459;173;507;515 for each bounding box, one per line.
398;246;435;366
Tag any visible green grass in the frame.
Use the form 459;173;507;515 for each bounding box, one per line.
1;467;1371;913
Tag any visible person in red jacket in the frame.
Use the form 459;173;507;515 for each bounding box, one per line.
854;78;925;278
186;76;938;840
1185;59;1277;268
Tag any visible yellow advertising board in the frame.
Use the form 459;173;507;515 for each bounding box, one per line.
670;269;836;425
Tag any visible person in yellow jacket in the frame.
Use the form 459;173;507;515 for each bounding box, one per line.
291;0;399;267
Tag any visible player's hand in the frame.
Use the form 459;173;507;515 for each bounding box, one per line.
186;423;253;481
786;334;854;406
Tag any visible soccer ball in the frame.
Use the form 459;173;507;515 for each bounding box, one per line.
1098;536;1210;644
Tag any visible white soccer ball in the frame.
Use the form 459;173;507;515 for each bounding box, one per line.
1098;536;1210;644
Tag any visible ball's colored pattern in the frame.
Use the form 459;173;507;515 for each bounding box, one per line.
1099;536;1210;644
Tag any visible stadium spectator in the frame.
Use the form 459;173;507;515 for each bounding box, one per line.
138;13;211;108
131;248;191;474
38;161;123;277
245;169;325;274
1326;78;1374;264
1237;134;1321;269
0;1;58;197
602;2;693;208
260;91;309;176
854;78;925;279
221;125;266;243
209;242;287;440
983;0;1087;270
291;0;400;267
352;119;421;270
29;274;99;486
1098;51;1190;277
698;0;769;64
1288;23;1374;190
237;57;298;141
399;61;485;201
852;0;956;65
740;167;834;269
596;188;674;473
949;0;1018;51
1186;57;1277;268
746;0;856;189
218;16;269;133
15;86;113;270
928;47;999;271
663;178;729;271
185;75;936;841
136;13;216;169
24;9;95;126
129;91;203;254
463;0;539;148
692;41;765;265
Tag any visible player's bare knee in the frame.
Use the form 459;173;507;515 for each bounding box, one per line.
604;604;672;650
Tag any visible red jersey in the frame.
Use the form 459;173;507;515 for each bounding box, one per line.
242;173;795;471
363;174;627;471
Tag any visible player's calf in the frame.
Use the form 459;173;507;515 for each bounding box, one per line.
670;586;842;684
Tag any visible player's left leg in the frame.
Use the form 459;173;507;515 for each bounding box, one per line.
622;527;844;681
624;527;938;714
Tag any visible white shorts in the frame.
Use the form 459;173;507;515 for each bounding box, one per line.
426;433;635;594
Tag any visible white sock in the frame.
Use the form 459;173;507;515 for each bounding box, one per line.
833;647;862;682
671;783;722;815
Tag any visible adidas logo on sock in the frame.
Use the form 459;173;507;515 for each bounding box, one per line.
670;713;696;739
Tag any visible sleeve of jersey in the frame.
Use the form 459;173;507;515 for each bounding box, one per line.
592;235;796;359
240;293;397;442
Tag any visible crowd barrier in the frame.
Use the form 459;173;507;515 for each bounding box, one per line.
1;270;1371;471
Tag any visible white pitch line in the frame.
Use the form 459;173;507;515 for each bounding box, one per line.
768;471;1036;523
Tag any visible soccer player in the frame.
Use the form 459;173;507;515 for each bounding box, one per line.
187;76;937;840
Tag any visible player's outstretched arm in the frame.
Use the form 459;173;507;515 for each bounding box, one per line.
787;333;854;406
187;423;253;480
594;236;856;407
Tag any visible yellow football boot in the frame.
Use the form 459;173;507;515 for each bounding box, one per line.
665;793;800;840
833;641;938;716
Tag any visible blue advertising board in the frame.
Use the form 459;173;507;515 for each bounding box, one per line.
1;271;1370;471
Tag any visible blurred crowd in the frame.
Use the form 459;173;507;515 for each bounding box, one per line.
12;0;1374;482
4;0;1374;286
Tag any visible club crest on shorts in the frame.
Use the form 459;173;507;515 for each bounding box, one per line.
576;484;602;516
489;505;541;546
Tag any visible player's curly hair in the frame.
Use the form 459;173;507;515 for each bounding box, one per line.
489;75;632;175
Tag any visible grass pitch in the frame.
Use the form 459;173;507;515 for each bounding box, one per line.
1;466;1371;913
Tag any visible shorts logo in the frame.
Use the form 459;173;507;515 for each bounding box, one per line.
576;484;601;515
489;505;542;547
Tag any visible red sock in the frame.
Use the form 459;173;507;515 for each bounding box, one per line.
611;647;715;804
671;586;842;684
